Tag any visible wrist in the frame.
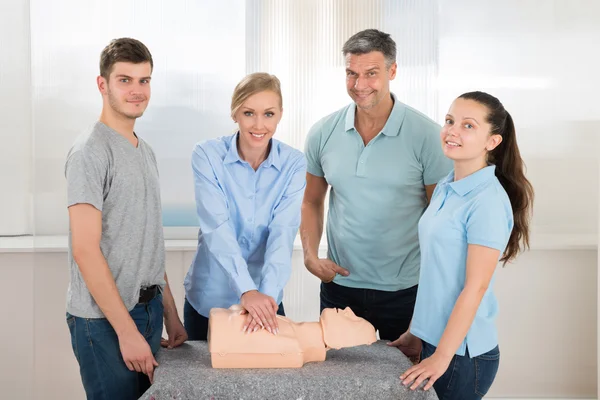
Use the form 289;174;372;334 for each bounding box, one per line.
434;347;454;361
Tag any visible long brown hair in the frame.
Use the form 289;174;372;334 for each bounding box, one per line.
459;91;534;264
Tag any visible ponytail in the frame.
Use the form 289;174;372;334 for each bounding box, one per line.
459;92;534;265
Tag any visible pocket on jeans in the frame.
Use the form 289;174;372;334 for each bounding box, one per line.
65;313;79;362
474;347;500;397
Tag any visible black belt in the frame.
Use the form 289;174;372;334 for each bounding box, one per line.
138;285;160;304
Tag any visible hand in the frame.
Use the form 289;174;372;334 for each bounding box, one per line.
387;331;422;364
400;351;453;391
160;316;188;349
118;330;159;383
305;257;349;283
240;290;279;334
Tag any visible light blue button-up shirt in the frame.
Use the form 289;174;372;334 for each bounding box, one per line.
184;133;307;317
410;165;514;357
304;93;452;291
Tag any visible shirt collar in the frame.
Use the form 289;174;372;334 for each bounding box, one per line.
447;165;497;196
223;132;281;171
344;92;406;137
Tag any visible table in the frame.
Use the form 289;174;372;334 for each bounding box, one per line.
139;340;438;399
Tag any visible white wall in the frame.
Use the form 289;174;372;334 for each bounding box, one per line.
0;245;596;399
0;0;32;235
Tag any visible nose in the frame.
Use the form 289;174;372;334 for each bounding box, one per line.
354;76;368;91
253;115;265;130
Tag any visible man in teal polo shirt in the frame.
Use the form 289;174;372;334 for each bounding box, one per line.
300;29;452;340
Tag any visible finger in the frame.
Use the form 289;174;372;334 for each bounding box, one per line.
247;316;259;333
262;304;278;334
400;365;420;381
125;360;135;372
242;313;253;333
248;307;264;328
423;375;437;391
402;368;423;387
256;304;273;334
411;371;431;391
333;265;350;276
145;358;155;384
160;338;169;348
133;361;143;373
252;306;270;332
387;337;402;346
168;335;175;349
173;333;187;347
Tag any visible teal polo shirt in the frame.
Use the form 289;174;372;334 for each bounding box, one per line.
304;93;452;291
410;165;514;357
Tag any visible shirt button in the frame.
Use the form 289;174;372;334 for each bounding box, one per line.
246;217;253;223
360;160;364;164
240;237;248;245
248;194;255;199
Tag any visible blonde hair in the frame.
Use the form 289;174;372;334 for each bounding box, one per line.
230;72;282;119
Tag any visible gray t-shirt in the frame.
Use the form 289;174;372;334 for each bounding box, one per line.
65;121;166;318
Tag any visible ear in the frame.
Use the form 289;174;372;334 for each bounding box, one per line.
97;75;107;95
486;134;503;152
388;62;397;80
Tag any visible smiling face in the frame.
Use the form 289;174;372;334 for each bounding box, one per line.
345;51;396;111
233;90;282;152
98;61;152;120
440;98;503;163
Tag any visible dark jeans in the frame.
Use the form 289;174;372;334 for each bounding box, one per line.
184;298;286;341
66;294;164;400
320;281;417;340
421;340;500;400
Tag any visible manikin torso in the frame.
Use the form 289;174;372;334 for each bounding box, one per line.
208;306;377;368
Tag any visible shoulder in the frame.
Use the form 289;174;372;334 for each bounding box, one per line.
307;103;352;141
193;134;233;160
272;139;306;167
66;122;111;164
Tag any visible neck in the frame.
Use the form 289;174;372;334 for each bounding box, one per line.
355;92;394;128
99;108;138;146
454;158;488;181
237;135;270;170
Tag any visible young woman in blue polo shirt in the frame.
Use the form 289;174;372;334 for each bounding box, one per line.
389;91;534;399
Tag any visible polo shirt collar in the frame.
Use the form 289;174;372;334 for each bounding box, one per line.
344;92;406;137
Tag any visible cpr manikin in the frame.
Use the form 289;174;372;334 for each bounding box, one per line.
208;305;377;368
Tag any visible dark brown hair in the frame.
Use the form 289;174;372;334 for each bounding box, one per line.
459;91;534;264
99;38;153;79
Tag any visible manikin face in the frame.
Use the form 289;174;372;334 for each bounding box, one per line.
97;61;152;119
320;307;377;349
440;98;502;163
345;51;396;111
233;90;283;153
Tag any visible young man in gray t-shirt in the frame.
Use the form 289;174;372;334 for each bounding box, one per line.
64;38;187;399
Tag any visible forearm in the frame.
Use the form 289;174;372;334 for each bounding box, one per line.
162;273;179;322
300;201;324;263
435;285;486;358
74;248;137;336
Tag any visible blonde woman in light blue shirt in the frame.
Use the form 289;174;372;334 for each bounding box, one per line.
390;91;534;399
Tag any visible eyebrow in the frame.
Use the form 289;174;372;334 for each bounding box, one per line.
115;74;152;80
345;66;380;73
446;114;480;124
241;107;277;111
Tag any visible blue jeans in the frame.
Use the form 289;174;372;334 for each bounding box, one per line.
420;340;500;400
66;294;164;400
184;298;286;340
320;281;417;340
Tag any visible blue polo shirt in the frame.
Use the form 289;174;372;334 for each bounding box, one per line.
305;93;452;291
410;165;514;357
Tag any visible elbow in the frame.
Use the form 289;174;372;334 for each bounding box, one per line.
72;242;101;266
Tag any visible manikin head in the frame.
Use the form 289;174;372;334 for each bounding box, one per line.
320;307;377;349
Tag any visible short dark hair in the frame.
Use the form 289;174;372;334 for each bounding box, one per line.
342;29;396;68
99;38;153;79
